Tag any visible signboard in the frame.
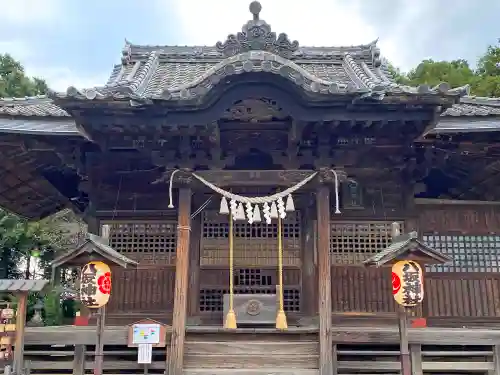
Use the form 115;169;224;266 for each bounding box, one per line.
132;323;161;345
137;343;153;364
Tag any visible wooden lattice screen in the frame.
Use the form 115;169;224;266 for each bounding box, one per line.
200;210;301;267
107;221;177;265
329;221;404;265
198;211;302;314
424;234;500;273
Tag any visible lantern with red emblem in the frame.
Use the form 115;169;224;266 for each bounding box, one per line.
392;260;424;307
79;261;112;308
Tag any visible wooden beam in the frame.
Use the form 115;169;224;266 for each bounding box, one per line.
301;204;317;318
13;292;27;373
316;185;332;375
415;198;500;206
162;169;323;187
187;215;201;323
168;187;192;375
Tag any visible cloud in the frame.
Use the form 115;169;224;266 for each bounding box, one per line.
167;0;499;72
24;66;108;92
167;0;405;68
1;0;62;24
0;0;497;93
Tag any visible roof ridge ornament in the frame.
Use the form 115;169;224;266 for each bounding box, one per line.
216;1;299;59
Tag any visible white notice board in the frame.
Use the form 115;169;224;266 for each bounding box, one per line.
132;323;161;345
137;343;153;364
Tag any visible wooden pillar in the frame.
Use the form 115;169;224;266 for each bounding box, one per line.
316;185;333;375
301;203;317;320
410;344;423;375
13;292;27;373
168;187;192;375
73;344;86;375
187;214;201;324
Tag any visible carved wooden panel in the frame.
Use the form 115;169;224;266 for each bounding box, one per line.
200;211;301;267
329;221;404;265
106;267;175;313
107;221;177;265
425;234;500;273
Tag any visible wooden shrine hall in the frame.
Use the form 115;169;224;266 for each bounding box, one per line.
2;2;500;374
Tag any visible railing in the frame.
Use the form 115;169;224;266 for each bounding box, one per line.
20;325;500;375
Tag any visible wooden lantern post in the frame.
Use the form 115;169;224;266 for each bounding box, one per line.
363;222;452;375
50;223;138;375
79;260;111;375
392;259;424;375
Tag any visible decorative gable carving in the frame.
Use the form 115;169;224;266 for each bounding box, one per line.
216;1;299;59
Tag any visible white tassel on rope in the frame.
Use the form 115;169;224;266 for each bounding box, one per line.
245;202;254;224
277;197;286;219
263;202;271;224
270;201;278;219
331;169;341;214
230;199;238;220
285;194;295;212
253;205;262;223
220;197;229;214
236;202;246;221
168;169;180;208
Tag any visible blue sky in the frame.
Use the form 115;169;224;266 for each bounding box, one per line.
1;0;498;91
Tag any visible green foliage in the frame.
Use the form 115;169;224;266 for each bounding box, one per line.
0;207;86;325
0;54;48;98
387;40;500;97
42;290;63;326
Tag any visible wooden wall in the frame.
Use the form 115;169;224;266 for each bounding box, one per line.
99;201;500;326
327;203;500;326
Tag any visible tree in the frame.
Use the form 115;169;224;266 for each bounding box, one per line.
0;54;48;97
386;40;500;97
473;41;500;97
398;59;476;89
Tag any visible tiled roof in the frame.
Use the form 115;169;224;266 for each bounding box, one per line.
363;232;452;267
54;47;467;103
0;279;50;293
51;233;137;269
0;96;69;117
0;118;79;135
48;2;468;104
441;96;500;117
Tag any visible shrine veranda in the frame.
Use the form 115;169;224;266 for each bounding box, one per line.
2;2;500;374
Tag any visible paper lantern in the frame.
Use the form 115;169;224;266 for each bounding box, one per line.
79;261;111;309
392;260;424;307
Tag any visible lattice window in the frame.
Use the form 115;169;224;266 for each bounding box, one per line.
330;221;404;265
200;211;301;267
108;221;177;265
234;269;272;286
425;234;500;273
199;287;300;312
199;268;300;312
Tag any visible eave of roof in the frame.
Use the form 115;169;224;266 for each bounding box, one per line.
51;49;468;106
0;95;499;137
363;232;452;267
0;279;50;293
51;233;138;269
